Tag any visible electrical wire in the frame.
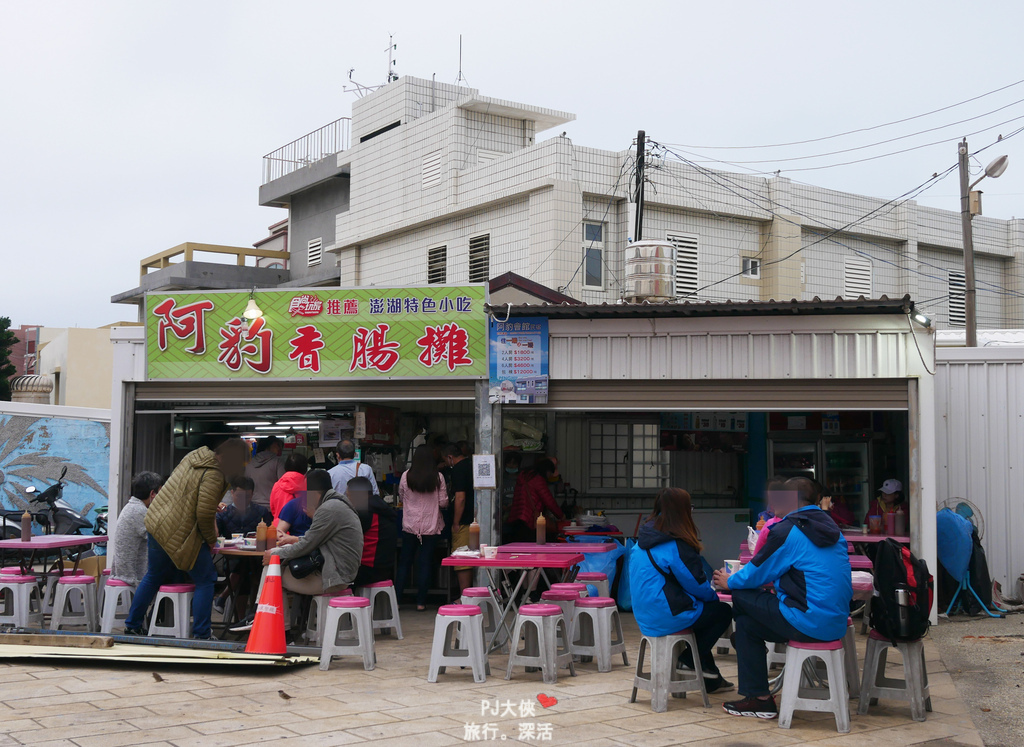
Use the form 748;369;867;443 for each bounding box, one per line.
662;78;1024;150
906;313;937;376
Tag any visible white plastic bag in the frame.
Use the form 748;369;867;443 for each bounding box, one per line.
747;525;759;555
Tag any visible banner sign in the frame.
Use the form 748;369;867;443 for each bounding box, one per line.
146;286;488;380
489;317;549;404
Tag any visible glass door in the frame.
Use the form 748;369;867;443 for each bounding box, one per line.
770;441;818;479
823;442;869;524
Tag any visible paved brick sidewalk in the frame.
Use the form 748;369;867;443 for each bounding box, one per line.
0;611;983;746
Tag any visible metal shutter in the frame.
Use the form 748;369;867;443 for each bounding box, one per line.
428;245;447;284
307;238;323;267
843;257;872;298
948;271;966;327
468;234;490;283
422;150;442;189
668;233;698;298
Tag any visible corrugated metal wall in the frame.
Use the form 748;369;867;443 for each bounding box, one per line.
935;348;1024;588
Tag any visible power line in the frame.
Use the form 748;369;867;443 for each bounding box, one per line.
663;78;1024;150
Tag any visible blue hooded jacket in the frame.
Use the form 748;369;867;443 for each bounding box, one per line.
728;505;852;641
629;522;720;637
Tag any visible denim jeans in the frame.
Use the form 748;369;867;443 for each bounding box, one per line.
731;588;822;697
676;598;734;677
395;532;439;606
124;534;218;638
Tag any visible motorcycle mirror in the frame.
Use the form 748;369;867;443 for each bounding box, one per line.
25;486;37;494
59;466;68;480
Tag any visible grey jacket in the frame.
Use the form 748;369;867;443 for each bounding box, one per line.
111;497;148;586
275;489;363;591
246;451;285;508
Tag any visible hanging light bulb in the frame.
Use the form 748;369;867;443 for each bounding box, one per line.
243;290;263;320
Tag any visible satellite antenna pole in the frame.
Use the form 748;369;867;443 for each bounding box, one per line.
344;35;398;97
455;35;468;86
386;34;398;83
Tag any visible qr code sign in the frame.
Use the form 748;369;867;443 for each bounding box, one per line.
477;461;491;477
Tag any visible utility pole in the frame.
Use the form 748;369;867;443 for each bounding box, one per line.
957;139;978;347
634;130;646;241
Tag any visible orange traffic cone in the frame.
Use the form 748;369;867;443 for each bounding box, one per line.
245;555;287;654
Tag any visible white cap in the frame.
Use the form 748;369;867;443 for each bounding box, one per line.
880;479;902;494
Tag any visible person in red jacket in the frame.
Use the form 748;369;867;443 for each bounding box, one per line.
505;458;565;543
269;452;308;520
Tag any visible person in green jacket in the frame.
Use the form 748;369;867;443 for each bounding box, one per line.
123;438;248;639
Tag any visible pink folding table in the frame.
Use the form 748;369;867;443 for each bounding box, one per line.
0;533;108;576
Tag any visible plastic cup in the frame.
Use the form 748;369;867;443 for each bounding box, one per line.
483;546;498;559
724;559;742;574
868;516;882;535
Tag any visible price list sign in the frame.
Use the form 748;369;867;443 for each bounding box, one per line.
488;317;549;404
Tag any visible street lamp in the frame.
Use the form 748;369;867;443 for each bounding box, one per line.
958;140;1009;347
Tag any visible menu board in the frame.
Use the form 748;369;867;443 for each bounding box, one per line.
489;317;549;404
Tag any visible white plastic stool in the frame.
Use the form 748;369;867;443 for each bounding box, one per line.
42;569;85;615
549;582;588;598
50;575;98;631
778;639;850;733
305;589;353;645
148;583;194;638
505;603;575;685
98;567;111;600
428;604;489;683
630;630;710;712
462;586;507;652
576;571;610;598
320;596;376;671
768;641;788;668
540;589;578;650
99;578;136;634
0;574;44;628
843;617;861;697
570;596;628;672
355;580;403;639
858;630;931;722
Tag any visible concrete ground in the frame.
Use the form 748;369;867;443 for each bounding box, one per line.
0;610;986;747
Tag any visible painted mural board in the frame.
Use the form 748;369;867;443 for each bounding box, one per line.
146;286;489;381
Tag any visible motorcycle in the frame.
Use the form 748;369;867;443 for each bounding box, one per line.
23;466;96;537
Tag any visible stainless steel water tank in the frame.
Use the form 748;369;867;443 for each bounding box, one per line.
623;240;675;302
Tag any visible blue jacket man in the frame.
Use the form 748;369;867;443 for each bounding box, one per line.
718;477;852;719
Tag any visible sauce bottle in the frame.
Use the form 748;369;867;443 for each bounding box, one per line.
21;510;32;542
468;520;480;552
536;514;547;545
266;523;277;550
255;520;268;552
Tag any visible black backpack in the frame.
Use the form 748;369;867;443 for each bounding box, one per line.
870;538;933;642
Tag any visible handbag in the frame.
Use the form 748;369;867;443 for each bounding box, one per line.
288;548;324;579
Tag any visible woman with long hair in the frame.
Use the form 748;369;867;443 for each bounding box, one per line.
395;445;449;610
629;487;734;693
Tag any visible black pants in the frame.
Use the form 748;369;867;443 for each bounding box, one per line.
732;588;823;697
676;598;734;677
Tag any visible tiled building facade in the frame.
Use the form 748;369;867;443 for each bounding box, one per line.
261;76;1024;329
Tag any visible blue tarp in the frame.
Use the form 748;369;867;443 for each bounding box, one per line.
571;536;626;598
936;508;973;582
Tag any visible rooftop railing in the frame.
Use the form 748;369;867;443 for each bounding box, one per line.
262;117;351;184
140;243;290;277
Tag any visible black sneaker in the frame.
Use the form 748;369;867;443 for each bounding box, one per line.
229;615;255;633
122;626;145;637
213;597;226;615
723;695;778;719
705;675;735;694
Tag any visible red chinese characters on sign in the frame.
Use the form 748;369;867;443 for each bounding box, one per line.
217;317;274;374
349;324;400;373
416;323;474;372
288;294;323;317
288;325;325;373
153;298;215;354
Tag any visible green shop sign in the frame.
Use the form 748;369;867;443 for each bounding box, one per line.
146;286;488;380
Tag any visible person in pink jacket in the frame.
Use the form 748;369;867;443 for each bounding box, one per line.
395;445;449;610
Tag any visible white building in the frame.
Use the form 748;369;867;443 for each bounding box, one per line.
257;76;1024;330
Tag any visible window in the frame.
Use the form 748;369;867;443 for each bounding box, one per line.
843;256;872;297
307;238;322;267
741;257;761;279
468;234;490;283
668;233;699;298
948;271;966;327
588;421;670;491
427;245;447;284
583;222;604;289
422;149;442;189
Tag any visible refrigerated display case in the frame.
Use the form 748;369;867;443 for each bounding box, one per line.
770;441;818;479
823;441;870;523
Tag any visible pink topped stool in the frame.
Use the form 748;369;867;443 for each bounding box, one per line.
858;629;931;722
575;571;610;598
320;596;375;671
570;596;628;673
354;579;402;639
549;582;588;598
540;589;578;650
505;603;575;685
100;577;136;633
428;604;489;683
1;566;23;576
148;583;195;638
779;638;850;733
461;587;507;653
51;575;98;631
0;574;44;628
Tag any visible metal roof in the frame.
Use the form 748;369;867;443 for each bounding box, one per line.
485;295;915;319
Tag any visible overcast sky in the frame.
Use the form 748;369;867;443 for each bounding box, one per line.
2;0;1023;329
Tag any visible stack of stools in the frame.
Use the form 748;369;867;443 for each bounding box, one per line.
0;573;44;628
461;587;507;652
43;569;86;615
505;603;575;685
858;629;932;722
540;589;578;650
427;604;489;683
576;571;610;598
305;588;353;645
354;580;403;639
570;596;628;672
148;583;194;638
320;596;376;671
630;630;710;712
51;575;99;631
100;577;136;634
778;639;850;733
549;582;588;598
